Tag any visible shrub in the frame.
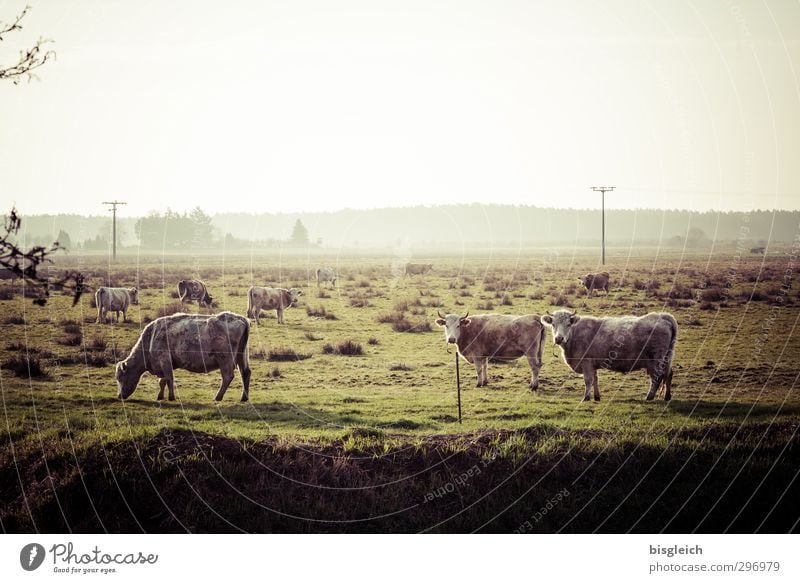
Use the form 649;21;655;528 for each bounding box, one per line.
157;303;184;318
304;332;323;341
390;363;413;371
89;296;97;308
550;295;574;308
84;353;110;367
666;284;693;300
317;290;331;299
699;302;716;311
3;315;25;325
499;294;513;306
89;335;108;351
367;337;380;345
1;355;47;379
59;333;83;347
476;301;494;310
349;296;371;308
250;346;268;360
391;318;432;333
700;288;726;302
170;290;180;299
270;367;281;378
306;305;337;320
324;339;364;356
63;322;82;335
377;311;405;324
0;288;15;300
268;346;312;361
528;291;544;300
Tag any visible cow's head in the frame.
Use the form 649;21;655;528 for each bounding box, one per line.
115;360;140;400
202;294;214;308
288;288;303;305
541;310;579;346
435;311;470;344
578;274;591;287
128;287;140;305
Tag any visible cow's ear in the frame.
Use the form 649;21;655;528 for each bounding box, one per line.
461;318;472;327
435;318;446;327
569;314;580;324
542;315;553;324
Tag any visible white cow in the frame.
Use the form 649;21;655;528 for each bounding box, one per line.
247;286;303;324
95;287;139;323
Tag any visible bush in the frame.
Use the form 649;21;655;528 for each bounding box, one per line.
476;301;494;310
324;339;364;356
59;333;83;346
63;322;82;335
700;288;726;302
306;305;337;320
391;318;432;333
367;337;380;345
304;332;323;341
89;335;108;351
550;295;574;308
84;353;110;367
349;296;371;308
390;363;413;371
1;355;47;379
3;315;25;325
666;284;693;300
499;294;513;306
157;303;184;318
0;287;15;300
377;311;405;324
268;346;313;361
699;302;716;311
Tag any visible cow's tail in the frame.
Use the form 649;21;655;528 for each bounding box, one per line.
246;287;255;319
661;313;678;399
95;288;105;322
236;318;252;400
537;317;546;365
315;268;320;287
177;280;186;301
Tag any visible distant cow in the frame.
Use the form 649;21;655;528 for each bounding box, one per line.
177;279;213;308
435;311;545;390
315;267;337;288
542;310;678;402
750;247;766;255
115;312;251;402
405;263;433;276
95;286;139;323
579;272;610;296
247;286;303;324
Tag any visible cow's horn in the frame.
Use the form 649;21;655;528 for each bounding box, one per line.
571;309;578;315
461;311;469;319
546;310;552;316
437;310;445;319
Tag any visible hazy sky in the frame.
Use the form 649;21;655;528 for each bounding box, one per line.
2;0;799;217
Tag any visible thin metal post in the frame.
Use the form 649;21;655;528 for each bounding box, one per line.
102;201;127;261
591;187;614;266
456;351;462;423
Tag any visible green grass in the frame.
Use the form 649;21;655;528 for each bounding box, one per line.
1;248;799;532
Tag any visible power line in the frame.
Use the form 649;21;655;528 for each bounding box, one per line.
102;201;126;261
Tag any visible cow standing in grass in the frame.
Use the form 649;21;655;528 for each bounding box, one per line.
247;286;303;324
435;311;545;391
579;272;610;296
542;309;678;401
115;311;251;402
177;279;213;310
315;267;337;288
405;263;433;276
95;287;139;323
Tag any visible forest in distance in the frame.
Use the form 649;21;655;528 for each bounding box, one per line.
12;204;796;252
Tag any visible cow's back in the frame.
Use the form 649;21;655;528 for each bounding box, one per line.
459;314;543;358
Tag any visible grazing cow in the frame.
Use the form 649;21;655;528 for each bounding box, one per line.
115;311;251;402
435;311;545;390
405;263;433;276
579;272;610;296
177;279;213;309
95;287;139;323
247;286;303;324
750;247;766;255
542;309;678;402
315;267;337;288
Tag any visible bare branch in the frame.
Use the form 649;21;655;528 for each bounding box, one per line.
0;6;55;84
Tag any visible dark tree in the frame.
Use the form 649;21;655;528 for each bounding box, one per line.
0;6;55;84
290;219;309;246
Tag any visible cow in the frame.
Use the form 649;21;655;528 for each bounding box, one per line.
247;286;303;324
177;279;214;309
435;311;545;391
750;247;766;255
579;272;610;296
405;263;433;276
315;267;337;288
542;309;678;402
115;311;251;402
95;286;139;323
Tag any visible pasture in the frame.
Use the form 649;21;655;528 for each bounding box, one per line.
1;247;799;533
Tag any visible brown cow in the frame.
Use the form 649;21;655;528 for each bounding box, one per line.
177;279;213;309
579;272;610;296
115;311;251;402
247;286;303;324
435;311;545;390
542;309;678;401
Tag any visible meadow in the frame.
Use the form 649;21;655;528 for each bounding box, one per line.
1;246;798;533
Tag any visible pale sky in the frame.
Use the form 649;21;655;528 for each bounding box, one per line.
2;0;799;217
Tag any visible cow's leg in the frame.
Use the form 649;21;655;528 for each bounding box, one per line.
167;378;175;401
664;370;673;401
240;364;251;402
582;370;593;401
157;378;167;400
645;370;660;401
121;308;127;323
481;358;489;386
214;363;235;402
277;308;284;324
473;359;482;387
526;353;541;391
592;369;600;401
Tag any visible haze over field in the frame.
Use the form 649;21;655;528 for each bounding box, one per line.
2;0;799;216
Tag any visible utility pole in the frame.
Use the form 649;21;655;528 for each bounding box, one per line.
102;201;126;261
591;186;614;265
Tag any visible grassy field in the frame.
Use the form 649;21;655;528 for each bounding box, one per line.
1;247;799;532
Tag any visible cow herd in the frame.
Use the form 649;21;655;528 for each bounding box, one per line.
101;269;678;404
